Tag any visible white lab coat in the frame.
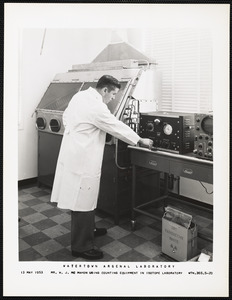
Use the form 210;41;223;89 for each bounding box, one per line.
50;87;140;211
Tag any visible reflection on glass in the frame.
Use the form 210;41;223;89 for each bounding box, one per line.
37;83;82;111
37;80;129;115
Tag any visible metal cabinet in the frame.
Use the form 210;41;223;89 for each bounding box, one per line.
38;132;62;188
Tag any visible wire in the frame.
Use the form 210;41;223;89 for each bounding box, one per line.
199;181;213;194
115;138;130;170
40;28;47;55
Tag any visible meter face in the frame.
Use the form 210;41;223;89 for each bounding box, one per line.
163;124;173;135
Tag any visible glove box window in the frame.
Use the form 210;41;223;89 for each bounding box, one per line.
36;117;46;130
49;119;61;132
37;82;82;111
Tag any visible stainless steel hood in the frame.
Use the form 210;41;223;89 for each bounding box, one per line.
92;41;155;64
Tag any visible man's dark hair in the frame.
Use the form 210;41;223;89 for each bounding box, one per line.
96;75;121;92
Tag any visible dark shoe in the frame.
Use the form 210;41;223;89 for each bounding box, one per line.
72;249;103;260
94;228;107;237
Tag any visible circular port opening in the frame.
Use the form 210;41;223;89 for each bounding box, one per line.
49;119;61;132
36;117;46;130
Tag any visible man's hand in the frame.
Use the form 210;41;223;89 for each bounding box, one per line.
138;138;154;149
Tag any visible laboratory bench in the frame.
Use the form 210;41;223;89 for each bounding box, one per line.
128;145;213;242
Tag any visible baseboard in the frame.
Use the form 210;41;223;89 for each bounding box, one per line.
18;177;38;188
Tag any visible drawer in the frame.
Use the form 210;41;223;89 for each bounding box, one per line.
131;151;169;173
170;161;213;184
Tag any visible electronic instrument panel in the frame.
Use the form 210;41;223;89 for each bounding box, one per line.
193;114;213;160
139;111;195;154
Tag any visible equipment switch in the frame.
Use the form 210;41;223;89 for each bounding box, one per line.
154;118;161;125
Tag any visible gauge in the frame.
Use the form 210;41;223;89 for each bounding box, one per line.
163;123;173;135
146;122;154;132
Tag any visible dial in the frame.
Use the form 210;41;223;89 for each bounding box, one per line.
146;122;154;132
163;123;173;135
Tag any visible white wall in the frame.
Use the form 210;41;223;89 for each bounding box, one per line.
180;178;213;205
18;28;113;180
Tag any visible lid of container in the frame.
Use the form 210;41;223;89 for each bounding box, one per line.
163;206;193;229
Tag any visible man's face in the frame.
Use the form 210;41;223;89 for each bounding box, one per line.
102;87;119;105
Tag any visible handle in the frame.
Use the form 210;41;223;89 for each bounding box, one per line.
183;168;193;175
149;160;157;167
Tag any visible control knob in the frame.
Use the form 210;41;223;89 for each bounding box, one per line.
154;118;161;125
146;122;154;132
162;141;169;148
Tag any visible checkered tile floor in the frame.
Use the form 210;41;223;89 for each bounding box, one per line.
19;184;213;262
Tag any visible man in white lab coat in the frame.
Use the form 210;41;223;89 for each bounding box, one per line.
51;75;153;260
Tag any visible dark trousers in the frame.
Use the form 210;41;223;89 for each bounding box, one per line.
71;210;95;252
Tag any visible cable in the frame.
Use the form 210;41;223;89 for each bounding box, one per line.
199;181;213;194
115;138;130;170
